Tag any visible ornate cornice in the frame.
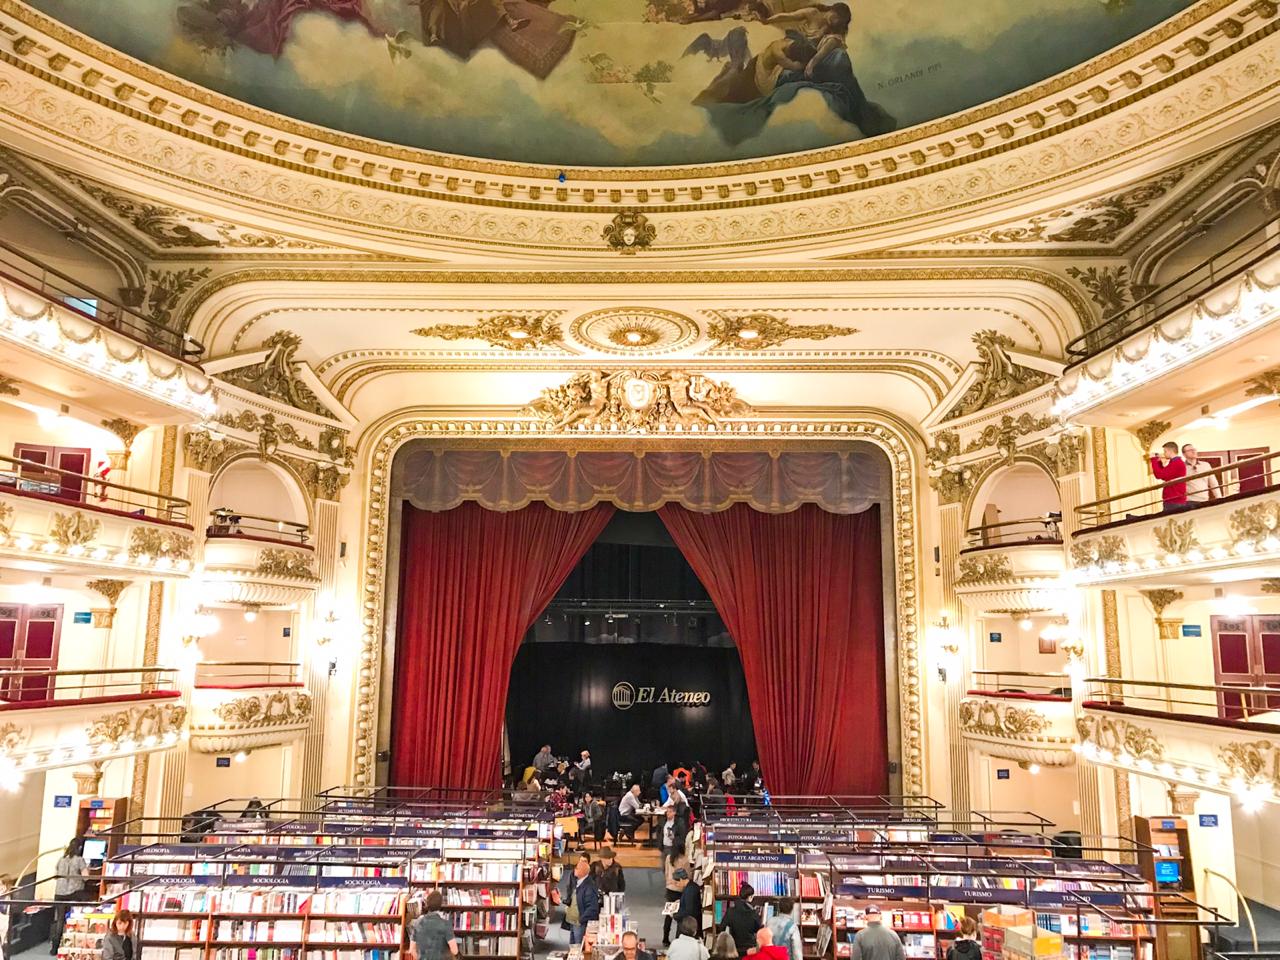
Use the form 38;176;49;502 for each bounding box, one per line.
0;0;1272;256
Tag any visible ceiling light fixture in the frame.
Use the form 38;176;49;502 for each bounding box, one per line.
625;331;644;344
506;329;530;340
737;328;759;340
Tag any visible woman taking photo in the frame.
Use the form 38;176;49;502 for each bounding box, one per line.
100;909;135;960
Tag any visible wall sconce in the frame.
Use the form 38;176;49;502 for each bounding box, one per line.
316;610;338;647
241;604;260;623
184;606;221;646
931;612;961;680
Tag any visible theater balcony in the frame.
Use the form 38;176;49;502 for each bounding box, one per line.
1069;453;1280;588
0;667;185;776
0;454;194;577
959;671;1077;768
1053;217;1280;428
0;240;213;421
200;509;317;608
1078;678;1280;807
187;661;311;754
955;517;1067;617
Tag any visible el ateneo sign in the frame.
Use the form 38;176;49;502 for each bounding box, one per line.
612;681;711;710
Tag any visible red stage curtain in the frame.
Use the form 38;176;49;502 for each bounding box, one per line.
658;503;887;797
391;500;614;789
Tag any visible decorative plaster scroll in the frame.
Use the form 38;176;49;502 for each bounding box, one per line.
1077;714;1165;762
945;332;1053;421
956;554;1014;587
1069;535;1128;568
525;370;750;432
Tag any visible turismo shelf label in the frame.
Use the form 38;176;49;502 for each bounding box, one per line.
931;886;1025;905
838;883;927;899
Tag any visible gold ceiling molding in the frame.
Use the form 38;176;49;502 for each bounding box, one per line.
352;411;926;794
568;307;698;355
0;3;1268;256
706;312;859;351
411;313;564;351
177;265;1095;343
945;331;1055;421
326;358;954;409
219;331;339;419
524;369;749;432
0;0;1246;190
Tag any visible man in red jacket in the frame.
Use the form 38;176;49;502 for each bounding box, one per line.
752;926;791;960
1150;441;1191;513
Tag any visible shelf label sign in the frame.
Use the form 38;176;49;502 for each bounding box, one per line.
1199;814;1219;828
53;795;72;808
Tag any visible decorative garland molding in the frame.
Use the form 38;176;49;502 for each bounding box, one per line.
352;411;926;794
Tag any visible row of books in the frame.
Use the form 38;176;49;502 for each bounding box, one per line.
717;869;794;898
456;936;517;956
122;890;404;917
410;862;520;883
212;920;305;942
450;912;518;932
306;922;400;943
834;905;932;933
438;888;517;907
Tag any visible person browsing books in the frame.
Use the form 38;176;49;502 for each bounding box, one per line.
766;898;803;960
945;917;980;960
676;866;704;938
621;930;654;960
668;917;710;960
99;910;136;960
849;904;904;960
410;892;459;960
750;927;789;960
663;847;691;945
564;856;600;945
598;847;625;894
725;883;762;954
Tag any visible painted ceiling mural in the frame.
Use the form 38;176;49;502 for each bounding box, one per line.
29;0;1196;167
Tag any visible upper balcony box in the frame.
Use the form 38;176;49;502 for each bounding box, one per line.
0;453;193;577
1053;220;1280;427
201;509;317;607
1078;678;1280;808
187;661;310;754
1070;453;1280;587
0;667;186;776
0;241;213;422
955;517;1067;615
960;672;1076;767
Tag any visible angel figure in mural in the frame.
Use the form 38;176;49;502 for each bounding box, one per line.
408;0;575;79
684;2;896;144
177;0;380;57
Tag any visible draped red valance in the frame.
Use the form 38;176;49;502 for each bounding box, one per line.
391;444;886;514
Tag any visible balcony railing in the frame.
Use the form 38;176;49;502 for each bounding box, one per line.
0;237;205;362
207;508;309;545
1075;451;1277;529
969;670;1073;699
0;666;177;706
1064;214;1280;366
194;661;303;689
0;453;189;523
963;515;1063;551
1083;677;1280;724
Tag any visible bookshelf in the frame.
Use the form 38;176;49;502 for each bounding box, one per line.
57;908;113;960
1133;816;1198;960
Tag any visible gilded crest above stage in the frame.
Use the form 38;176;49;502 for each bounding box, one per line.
28;0;1193;167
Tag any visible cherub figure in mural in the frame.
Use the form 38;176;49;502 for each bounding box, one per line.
407;0;574;78
177;0;379;57
685;3;896;144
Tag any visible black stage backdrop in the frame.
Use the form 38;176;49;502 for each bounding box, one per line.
506;642;757;781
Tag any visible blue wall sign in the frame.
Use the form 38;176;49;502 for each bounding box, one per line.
72;611;92;624
989;632;1003;643
53;795;72;808
216;757;231;768
1182;624;1202;638
996;769;1011;780
1199;814;1219;828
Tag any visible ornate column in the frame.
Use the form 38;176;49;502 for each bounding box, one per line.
299;497;341;804
936;480;972;814
1091;427;1134;853
130;426;177;816
158;464;213;818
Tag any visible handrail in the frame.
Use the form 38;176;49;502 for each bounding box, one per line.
1064;213;1280;365
1203;868;1258;954
970;670;1074;697
0;666;178;703
0;235;205;362
963;514;1063;548
1084;676;1280;723
1075;451;1277;528
194;660;302;687
0;452;190;523
208;506;309;544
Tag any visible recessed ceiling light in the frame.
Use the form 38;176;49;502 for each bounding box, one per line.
625;331;643;344
738;328;759;340
507;329;530;340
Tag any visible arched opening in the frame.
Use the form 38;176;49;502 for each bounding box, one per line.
208;457;310;531
967;462;1062;549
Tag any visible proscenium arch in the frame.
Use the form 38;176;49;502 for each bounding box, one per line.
348;408;927;798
